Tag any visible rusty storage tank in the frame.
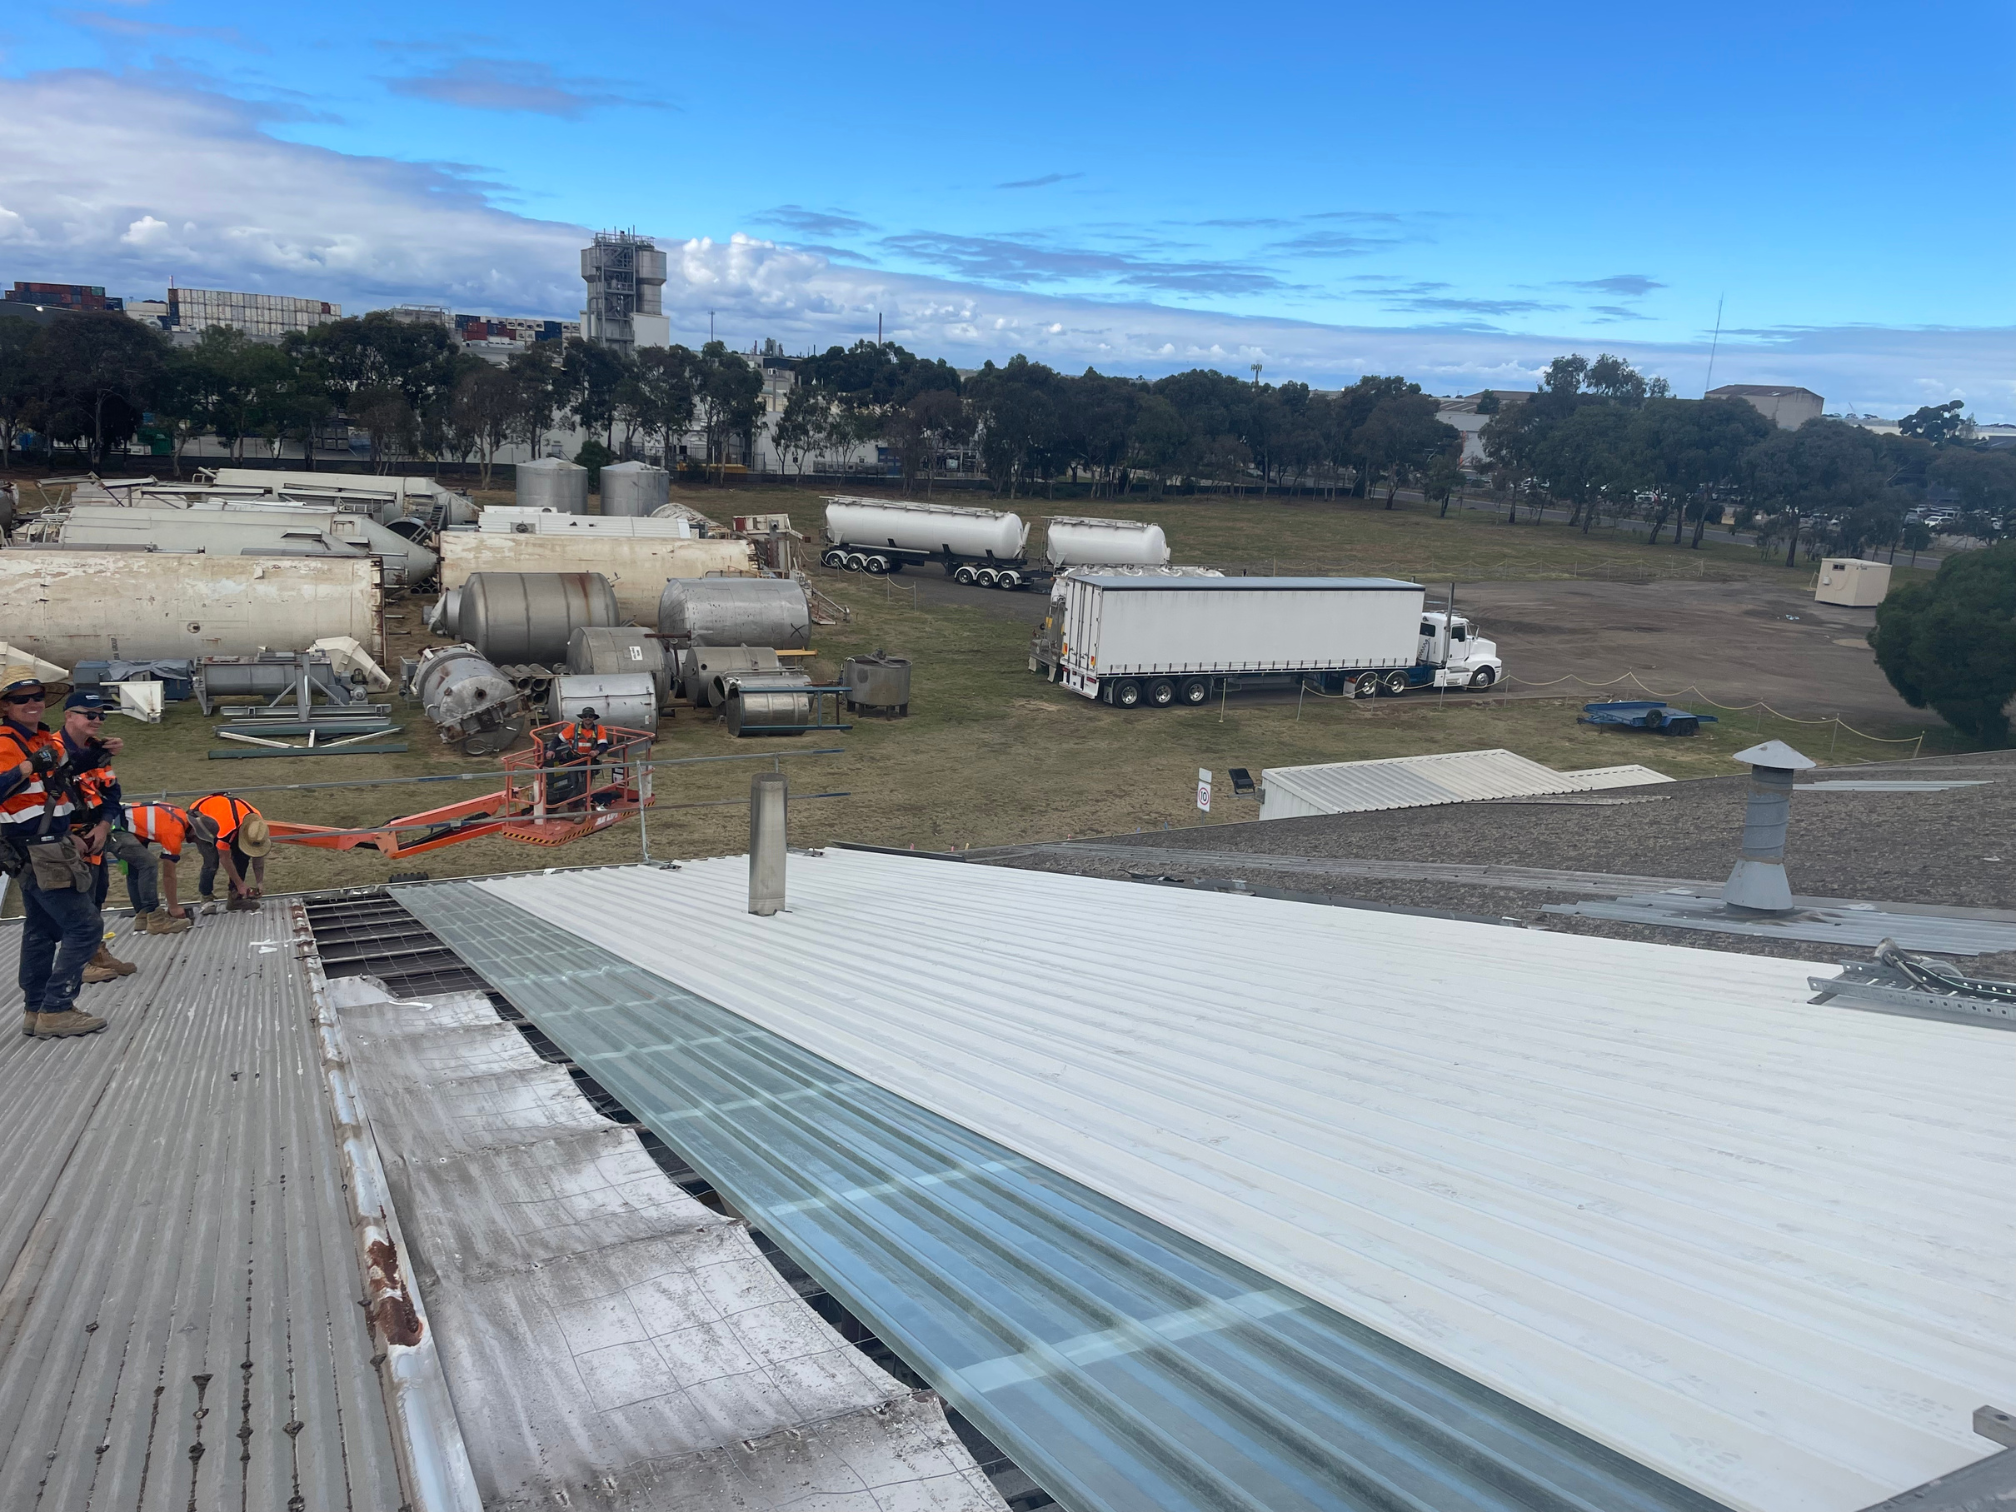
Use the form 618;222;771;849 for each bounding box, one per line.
566;625;669;706
415;643;524;754
657;577;810;650
515;457;589;515
843;652;911;717
678;645;786;708
547;672;659;733
725;680;818;737
461;572;620;666
598;461;671;518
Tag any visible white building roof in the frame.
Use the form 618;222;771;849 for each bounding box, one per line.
1260;747;1671;818
478;851;2016;1512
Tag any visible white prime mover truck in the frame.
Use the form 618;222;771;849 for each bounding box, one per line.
1043;575;1503;708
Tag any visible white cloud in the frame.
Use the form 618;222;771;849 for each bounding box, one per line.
120;214;170;246
0;69;2006;420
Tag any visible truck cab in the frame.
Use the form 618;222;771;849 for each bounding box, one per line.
1414;612;1502;690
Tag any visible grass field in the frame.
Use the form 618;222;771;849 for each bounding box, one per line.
12;479;1953;912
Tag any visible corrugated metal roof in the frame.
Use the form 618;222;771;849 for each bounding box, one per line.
452;853;2016;1512
1541;894;2016;955
0;910;407;1510
322;971;1002;1511
397;882;1728;1512
1261;748;1668;818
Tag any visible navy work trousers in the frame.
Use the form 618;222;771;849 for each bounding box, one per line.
18;865;103;1016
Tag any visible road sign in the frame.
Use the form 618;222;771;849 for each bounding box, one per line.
1197;768;1211;813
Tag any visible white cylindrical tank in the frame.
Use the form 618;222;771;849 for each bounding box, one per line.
658;579;810;649
1045;516;1170;568
823;497;1026;559
598;462;671;518
516;458;588;515
0;551;380;664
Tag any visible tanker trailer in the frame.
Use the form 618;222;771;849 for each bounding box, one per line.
819;496;1045;590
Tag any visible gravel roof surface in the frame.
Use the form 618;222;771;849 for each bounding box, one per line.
977;747;2016;971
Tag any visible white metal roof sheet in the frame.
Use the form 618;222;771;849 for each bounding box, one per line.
1261;747;1666;816
478;853;2016;1512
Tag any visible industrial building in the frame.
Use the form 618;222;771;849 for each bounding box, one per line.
1;784;2010;1512
1435;390;1533;465
1708;383;1826;429
581;230;670;353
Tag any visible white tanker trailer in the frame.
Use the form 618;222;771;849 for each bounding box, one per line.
821;498;1170;591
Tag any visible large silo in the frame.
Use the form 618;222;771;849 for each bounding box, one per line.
515;457;588;514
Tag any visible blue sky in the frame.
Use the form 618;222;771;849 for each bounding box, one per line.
1;0;2010;415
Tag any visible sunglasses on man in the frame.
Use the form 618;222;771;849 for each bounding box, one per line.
4;691;45;705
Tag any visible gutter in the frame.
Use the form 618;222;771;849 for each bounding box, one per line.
290;902;484;1512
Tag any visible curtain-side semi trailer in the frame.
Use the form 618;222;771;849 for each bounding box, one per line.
1047;575;1503;708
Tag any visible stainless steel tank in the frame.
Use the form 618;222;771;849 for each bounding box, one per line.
843;653;911;716
657;578;810;649
430;586;463;637
414;643;524;754
725;681;817;738
566;626;669;705
461;571;620;665
515;457;588;515
547;673;659;733
677;645;784;708
598;461;670;518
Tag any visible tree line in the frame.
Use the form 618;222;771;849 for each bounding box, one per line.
1;310;2010;565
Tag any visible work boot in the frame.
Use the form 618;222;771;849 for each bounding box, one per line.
21;1011;35;1037
130;910;156;933
33;1008;107;1039
147;911;192;935
82;963;120;985
91;945;137;978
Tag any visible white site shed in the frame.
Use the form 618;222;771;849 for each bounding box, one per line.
476;851;2016;1512
1259;747;1671;819
1815;557;1892;607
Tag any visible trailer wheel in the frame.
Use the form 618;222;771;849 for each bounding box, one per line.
821;548;847;569
844;553;867;572
1146;677;1176;708
976;568;1000;587
1644;707;1666;729
1113;678;1143;709
953;565;978;585
864;555;890;575
1381;670;1410;697
1468;666;1495;690
997;569;1022;589
1351;672;1380;699
1179;677;1209;706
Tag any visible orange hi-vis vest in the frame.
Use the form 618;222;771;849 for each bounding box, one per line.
560;722;609;757
192;794;260;844
0;720;73;838
128;803;195;860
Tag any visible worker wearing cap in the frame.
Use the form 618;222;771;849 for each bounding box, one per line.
61;691;138;983
0;667;105;1039
191;793;271;910
122;803;214;934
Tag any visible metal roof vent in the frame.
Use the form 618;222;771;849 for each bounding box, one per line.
749;771;787;915
1724;740;1817;913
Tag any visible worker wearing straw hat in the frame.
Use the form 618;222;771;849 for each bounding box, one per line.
0;666;107;1039
191;793;271;910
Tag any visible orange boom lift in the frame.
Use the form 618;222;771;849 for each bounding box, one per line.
267;723;656;859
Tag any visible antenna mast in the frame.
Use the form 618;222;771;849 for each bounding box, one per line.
1702;295;1725;397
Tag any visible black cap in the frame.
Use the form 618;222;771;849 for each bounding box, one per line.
578;707;597;721
64;690;107;712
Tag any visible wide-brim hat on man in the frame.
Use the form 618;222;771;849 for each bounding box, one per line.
236;815;272;857
0;665;68;700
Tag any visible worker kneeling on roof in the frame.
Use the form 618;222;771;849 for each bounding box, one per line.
61;690;140;985
190;793;271;912
0;667;107;1040
123;803;218;935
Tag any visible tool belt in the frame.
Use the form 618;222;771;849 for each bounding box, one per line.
23;835;92;892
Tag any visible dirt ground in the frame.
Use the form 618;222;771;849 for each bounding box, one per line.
1459;578;1905;725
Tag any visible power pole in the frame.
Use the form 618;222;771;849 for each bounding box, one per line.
1702;295;1724;398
